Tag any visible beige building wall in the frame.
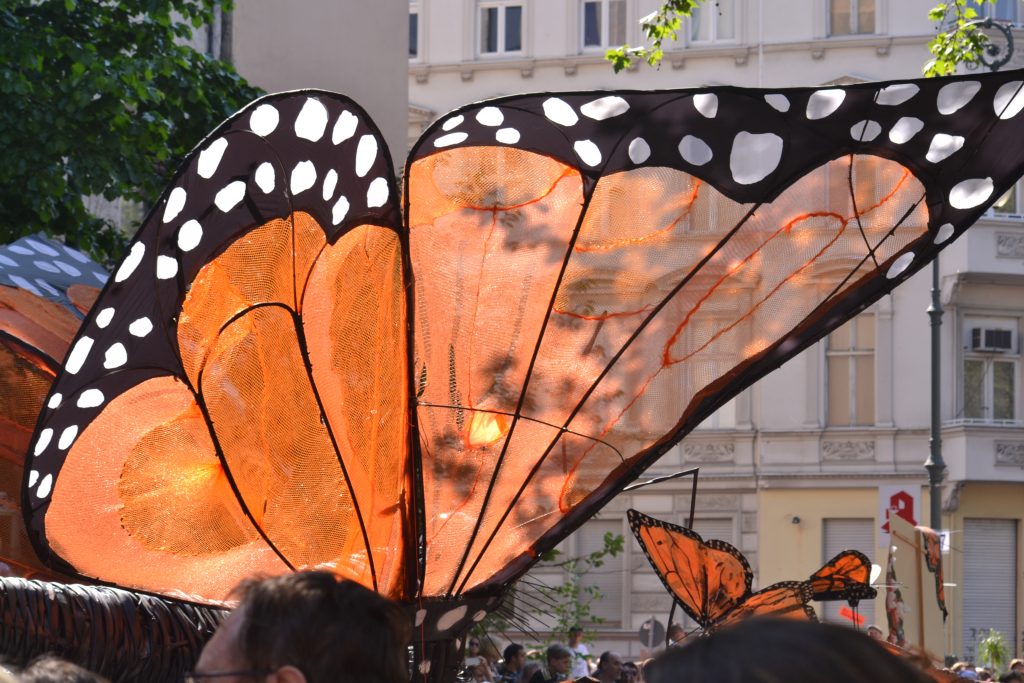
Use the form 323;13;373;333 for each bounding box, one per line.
231;1;410;166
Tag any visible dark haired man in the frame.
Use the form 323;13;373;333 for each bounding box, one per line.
498;643;527;683
189;571;410;683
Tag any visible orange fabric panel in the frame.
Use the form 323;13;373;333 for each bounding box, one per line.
408;147;584;595
66;284;100;316
45;376;287;602
302;225;408;598
809;550;872;596
177;213;326;388
0;286;81;363
716;583;816;629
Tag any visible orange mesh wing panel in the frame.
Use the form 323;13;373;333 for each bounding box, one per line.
24;92;408;604
809;549;877;603
404;74;1024;599
715;582;817;632
627;509;751;629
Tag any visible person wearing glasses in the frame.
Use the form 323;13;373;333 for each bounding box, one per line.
186;572;409;683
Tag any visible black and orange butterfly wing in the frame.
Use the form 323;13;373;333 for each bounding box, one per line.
402;72;1024;604
628;509;751;629
714;581;817;632
22;91;410;604
809;549;878;602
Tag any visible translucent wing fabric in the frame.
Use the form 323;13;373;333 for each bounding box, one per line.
628;509;815;632
22;71;1024;635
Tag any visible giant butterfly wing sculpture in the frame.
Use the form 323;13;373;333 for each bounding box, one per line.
21;71;1024;680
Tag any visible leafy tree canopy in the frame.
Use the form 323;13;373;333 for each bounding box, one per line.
606;0;999;78
0;0;262;261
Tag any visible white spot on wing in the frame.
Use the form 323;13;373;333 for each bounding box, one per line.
294;98;329;141
255;163;276;194
290;161;317;195
36;474;52;498
76;388;104;408
47;393;62;409
28;470;38;488
581;95;629;120
115;243;145;283
249;104;280;136
26;239;58;256
367;178;390;208
693;93;718;118
433;132;468;148
543;98;578;126
156;255;178;280
104;342;127;369
355;135;378;177
925;134;965;163
729;132;783;184
994;81;1024;119
436;605;467;631
129;317;153;337
8;275;40;295
54;261;80;276
850;120;882;141
475;107;504;126
322;169;338;201
95;308;114;328
58;425;78;450
442;115;464;131
33;261;59;274
34;429;52;456
764;94;790;112
949;177;994;209
628;137;651;164
162;187;186;223
678;135;713;166
876;83;919;106
332;196;350;225
178;220;203;252
495;128;520;144
215;181;247;211
934;223;955;245
806;89;846;119
332;110;358;144
886;252;915;279
888;117;924;144
573;140;602;167
65;337;93;374
197;138;228;178
937;80;981;115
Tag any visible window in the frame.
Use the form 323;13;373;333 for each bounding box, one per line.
822;519;876;625
582;0;627;49
689;0;735;42
578;520;624;624
409;3;420;59
962;519;1018;662
829;0;875;36
962;317;1018;423
985;0;1024;24
479;2;523;56
989;181;1024;218
827;313;875;427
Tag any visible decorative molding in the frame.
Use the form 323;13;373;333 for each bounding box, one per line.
996;232;1024;259
734;47;750;66
563;62;577;76
413;70;429;85
875;39;892;57
694;494;739;511
810;47;825;60
460;69;474;82
821;440;875;461
683;441;735;463
670;55;686;70
995;440;1024;467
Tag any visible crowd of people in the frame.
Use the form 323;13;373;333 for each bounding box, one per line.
0;571;1020;682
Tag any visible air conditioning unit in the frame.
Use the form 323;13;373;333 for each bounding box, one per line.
970;327;1014;352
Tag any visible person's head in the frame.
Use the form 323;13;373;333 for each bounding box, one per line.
21;656;108;683
193;571;410;683
1011;659;1024;673
620;661;639;683
521;662;541;683
666;624;685;644
471;662;491;682
645;619;934;683
999;672;1024;683
595;652;622;681
865;625;884;641
503;644;526;672
568;626;583;646
468;637;482;655
546;645;573;676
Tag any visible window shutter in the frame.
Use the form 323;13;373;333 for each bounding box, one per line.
579;519;624;625
962;518;1018;662
822;518;876;625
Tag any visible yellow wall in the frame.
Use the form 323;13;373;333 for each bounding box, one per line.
942;482;1024;661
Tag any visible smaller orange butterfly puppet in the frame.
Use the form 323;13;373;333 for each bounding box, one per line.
628;509;816;634
809;549;878;604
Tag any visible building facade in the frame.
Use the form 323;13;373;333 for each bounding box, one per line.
408;0;1024;662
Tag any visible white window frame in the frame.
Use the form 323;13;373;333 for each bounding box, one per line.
984;0;1024;25
687;0;737;44
580;0;628;51
960;316;1020;425
477;1;524;57
825;313;876;427
987;180;1024;220
827;0;877;37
